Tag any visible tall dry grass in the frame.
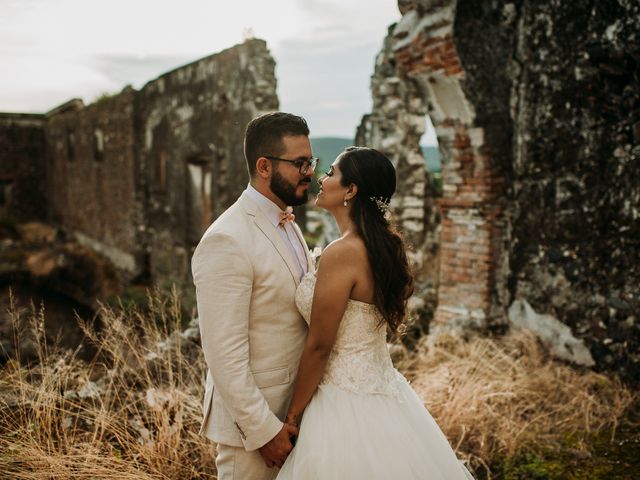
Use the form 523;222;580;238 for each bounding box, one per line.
0;289;636;479
398;331;637;476
0;288;215;479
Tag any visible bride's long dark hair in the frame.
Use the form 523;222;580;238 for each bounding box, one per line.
338;147;414;334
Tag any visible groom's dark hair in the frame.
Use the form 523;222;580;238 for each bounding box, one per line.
244;112;310;177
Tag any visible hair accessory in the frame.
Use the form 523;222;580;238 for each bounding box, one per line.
369;196;390;214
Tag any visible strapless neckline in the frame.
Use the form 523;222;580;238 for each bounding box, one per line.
294;268;404;400
302;270;378;312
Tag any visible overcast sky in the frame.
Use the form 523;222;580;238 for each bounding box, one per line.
0;0;437;143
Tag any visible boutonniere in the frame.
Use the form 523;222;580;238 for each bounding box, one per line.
309;246;322;271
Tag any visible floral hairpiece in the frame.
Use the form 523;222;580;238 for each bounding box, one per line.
369;196;390;214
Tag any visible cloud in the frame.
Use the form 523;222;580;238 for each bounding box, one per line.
0;51;119;112
274;29;383;138
90;54;197;89
0;0;402;136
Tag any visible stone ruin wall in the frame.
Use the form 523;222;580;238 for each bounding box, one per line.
0;114;47;221
137;39;278;283
359;0;639;379
354;24;442;334
0;39;279;288
46;92;140;274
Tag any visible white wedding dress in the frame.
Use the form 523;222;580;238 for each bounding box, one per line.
276;271;475;479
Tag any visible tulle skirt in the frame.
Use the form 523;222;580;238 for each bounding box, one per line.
276;380;474;479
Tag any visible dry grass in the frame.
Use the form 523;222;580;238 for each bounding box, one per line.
0;290;636;479
398;331;637;477
0;288;216;479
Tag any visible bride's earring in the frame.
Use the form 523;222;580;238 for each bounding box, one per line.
343;199;348;207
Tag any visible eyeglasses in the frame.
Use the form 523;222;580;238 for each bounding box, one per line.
265;155;318;175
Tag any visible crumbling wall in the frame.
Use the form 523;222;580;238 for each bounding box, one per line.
355;25;442;338
136;39;279;284
360;1;508;330
362;0;639;377
4;39;279;289
503;0;640;377
0;113;47;221
45;92;141;275
355;26;436;272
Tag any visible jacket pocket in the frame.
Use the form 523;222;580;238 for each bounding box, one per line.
252;365;290;389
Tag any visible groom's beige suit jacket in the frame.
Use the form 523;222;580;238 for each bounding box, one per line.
191;191;310;451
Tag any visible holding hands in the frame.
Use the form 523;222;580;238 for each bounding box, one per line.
258;423;299;468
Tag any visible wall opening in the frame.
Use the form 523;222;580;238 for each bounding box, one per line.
422;115;442;195
66;130;75;162
186;153;213;243
0;175;14;213
93;129;104;162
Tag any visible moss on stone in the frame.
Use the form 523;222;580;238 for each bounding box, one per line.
490;402;639;480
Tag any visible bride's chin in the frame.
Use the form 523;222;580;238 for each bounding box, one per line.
314;198;328;210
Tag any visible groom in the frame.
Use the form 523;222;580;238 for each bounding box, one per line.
191;112;316;480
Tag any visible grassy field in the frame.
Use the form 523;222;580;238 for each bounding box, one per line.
0;288;636;479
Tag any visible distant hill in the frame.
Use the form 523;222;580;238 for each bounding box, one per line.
422;146;441;172
310;137;441;173
310;137;354;173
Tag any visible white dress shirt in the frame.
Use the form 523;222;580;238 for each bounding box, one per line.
245;184;308;279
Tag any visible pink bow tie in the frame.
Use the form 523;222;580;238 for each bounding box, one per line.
278;207;295;227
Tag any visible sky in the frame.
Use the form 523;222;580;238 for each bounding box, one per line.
0;0;437;143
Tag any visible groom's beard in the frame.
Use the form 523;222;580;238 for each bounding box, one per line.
270;170;311;207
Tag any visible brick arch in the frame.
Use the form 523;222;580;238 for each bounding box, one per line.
355;28;439;274
357;2;506;330
359;0;640;378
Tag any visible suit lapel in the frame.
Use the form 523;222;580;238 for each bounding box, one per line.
291;222;312;272
239;193;300;286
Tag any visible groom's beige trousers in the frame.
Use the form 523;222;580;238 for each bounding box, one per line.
216;443;278;480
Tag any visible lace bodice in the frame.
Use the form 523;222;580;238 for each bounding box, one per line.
295;271;406;399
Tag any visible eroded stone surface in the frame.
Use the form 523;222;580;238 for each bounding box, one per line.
0;114;47;221
361;1;639;378
508;298;595;367
1;39;278;290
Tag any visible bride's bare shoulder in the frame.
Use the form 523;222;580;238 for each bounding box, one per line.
319;235;368;272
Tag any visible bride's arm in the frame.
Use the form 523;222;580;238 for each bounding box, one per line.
285;241;357;426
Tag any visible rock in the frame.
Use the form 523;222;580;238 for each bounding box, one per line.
77;380;102;399
508;299;595;367
17;222;58;244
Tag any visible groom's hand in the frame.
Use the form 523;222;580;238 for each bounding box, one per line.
258;423;299;468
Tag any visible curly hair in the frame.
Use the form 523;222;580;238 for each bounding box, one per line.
337;147;414;334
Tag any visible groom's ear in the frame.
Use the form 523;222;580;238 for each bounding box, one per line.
256;157;271;179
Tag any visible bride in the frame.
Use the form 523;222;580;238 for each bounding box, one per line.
276;147;474;479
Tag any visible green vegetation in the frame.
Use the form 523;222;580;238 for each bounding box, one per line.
495;401;640;480
310;137;441;174
496;415;640;480
310;137;353;173
93;91;118;105
421;145;441;172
